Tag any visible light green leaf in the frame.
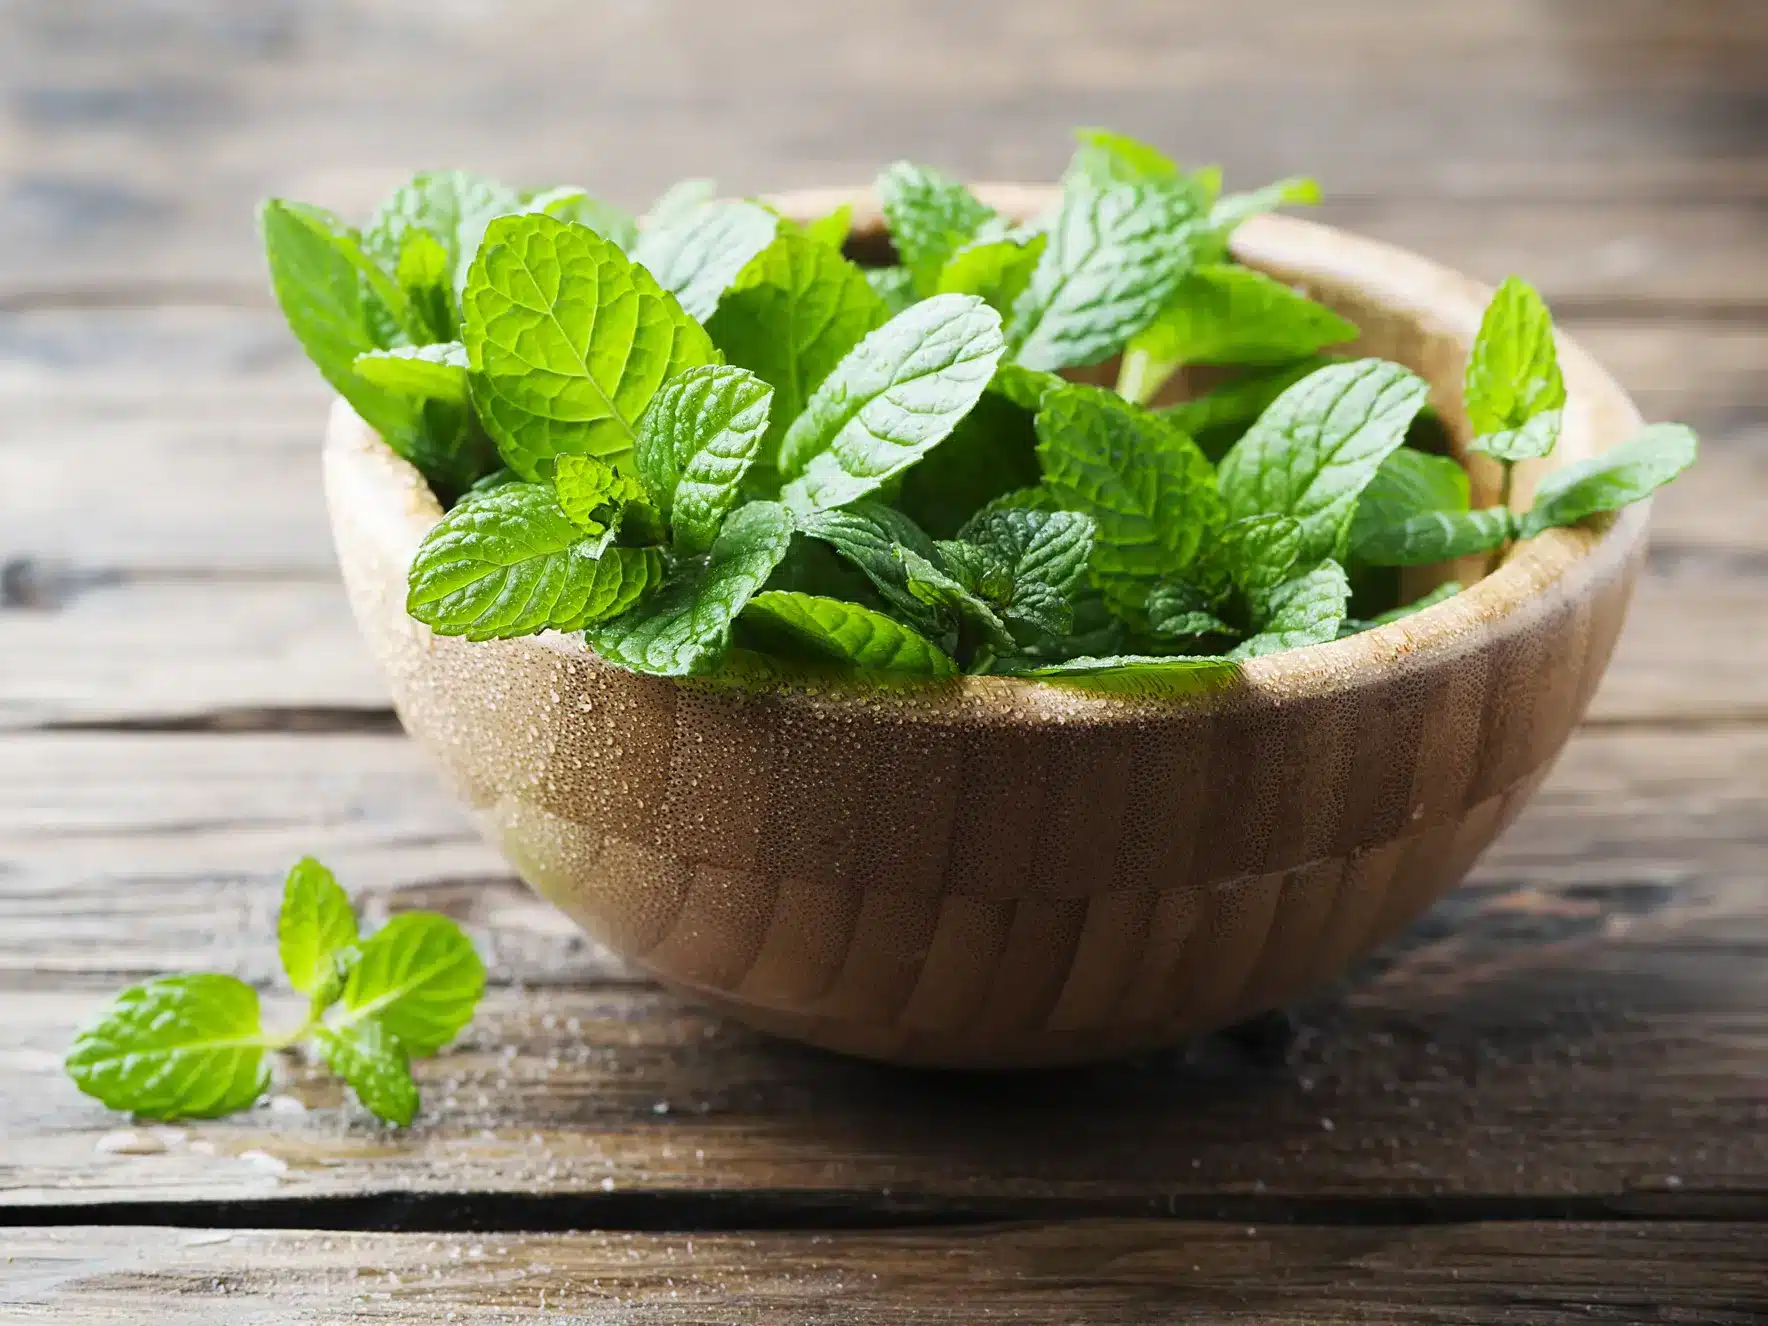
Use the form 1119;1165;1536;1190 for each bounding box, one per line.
1230;558;1351;659
1339;580;1464;637
522;187;640;251
277;857;359;998
643;179;717;229
64;975;269;1120
1067;127;1183;186
705;231;888;465
340;912;485;1056
997;653;1239;695
1349;446;1472;561
363;170;524;294
1518;423;1698;539
1472;408;1563;462
936;231;1048;316
1208;176;1322;239
632;365;772;554
589;501;796;676
1216;513;1303;592
1353;507;1517;566
1464;276;1565;437
778;294;1006;513
803;202;854;251
1007;179;1205;371
353;342;470;403
741;591;958;676
1034;385;1222;611
394;229;455;341
1218;358;1430;565
865;266;919;314
553;453;645;529
630;200;779;322
1156;357;1335;458
877;162;997;292
315;1018;420;1127
406;481;662;639
991;362;1067;412
1118;263;1357;404
462;213;716;478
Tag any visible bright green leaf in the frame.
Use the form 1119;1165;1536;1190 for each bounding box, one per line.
1230;559;1351;659
363;170;524;294
1208;176;1322;239
340;912;485;1057
632;365;772;554
937;231;1048;316
631;200;779;322
316;1018;420;1126
803;202;854;251
1349;446;1472;562
876;162;997;292
997;653;1239;695
353;341;470;403
1155;356;1336;459
1464;276;1565;437
553;453;644;529
1472;408;1563;463
1518;423;1698;539
1067;127;1183;186
522;187;640;251
277;857;359;998
742;591;958;677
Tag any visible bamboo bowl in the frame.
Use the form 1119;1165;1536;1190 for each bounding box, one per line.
324;187;1649;1069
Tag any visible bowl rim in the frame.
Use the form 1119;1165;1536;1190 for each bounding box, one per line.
327;182;1649;725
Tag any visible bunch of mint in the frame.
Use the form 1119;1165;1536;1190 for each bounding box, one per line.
262;128;1696;688
65;860;485;1126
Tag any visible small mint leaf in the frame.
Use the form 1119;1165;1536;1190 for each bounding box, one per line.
278;857;359;998
796;502;945;632
316;1019;420;1127
802;202;854;251
865;267;918;315
1147;582;1239;641
631;200;779;322
1518;423;1697;540
553;453;644;530
1464;276;1565;437
1472;409;1563;463
1067;128;1184;187
352;342;470;403
741;591;958;677
340;913;485;1057
363;170;524;295
1215;513;1304;593
1155;357;1335;457
589;501;796;676
996;653;1238;696
65;975;270;1120
1354;508;1517;566
957;506;1097;640
897;546;1015;652
936;231;1047;316
521;187;639;252
633;366;773;554
876;162;997;293
1208;176;1321;240
1230;559;1351;660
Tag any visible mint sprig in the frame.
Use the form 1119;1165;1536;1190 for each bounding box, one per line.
65;860;485;1127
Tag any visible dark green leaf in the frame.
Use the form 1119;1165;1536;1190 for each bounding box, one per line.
741;591;958;677
1230;558;1351;659
895;390;1041;538
1349;446;1472;562
1215;513;1303;592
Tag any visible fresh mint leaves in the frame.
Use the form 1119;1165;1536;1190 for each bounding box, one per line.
66;860;485;1126
263;134;1697;688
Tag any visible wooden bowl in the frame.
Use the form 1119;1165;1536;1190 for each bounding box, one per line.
324;187;1649;1069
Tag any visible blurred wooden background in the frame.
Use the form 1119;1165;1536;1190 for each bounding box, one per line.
3;2;1767;1321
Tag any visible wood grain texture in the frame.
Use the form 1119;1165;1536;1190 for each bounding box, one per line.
8;1223;1768;1324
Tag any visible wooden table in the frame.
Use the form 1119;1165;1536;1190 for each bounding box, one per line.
4;2;1767;1319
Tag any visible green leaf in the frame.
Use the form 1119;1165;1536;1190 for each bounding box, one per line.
315;1019;420;1127
705;231;888;466
1034;385;1222;611
990;362;1067;412
1067;127;1183;186
1472;408;1563;462
936;231;1048;316
803;202;854;251
363;170;524;294
959;506;1097;639
997;653;1239;695
553;453;645;529
353;341;470;403
1156;356;1335;459
1217;358;1430;565
1118;263;1357;404
1464;276;1565;437
898;546;1015;652
589;501;796;676
1339;580;1464;636
1146;582;1239;640
340;912;485;1056
260;199;418;442
1208;176;1322;239
406;481;662;639
1518;423;1698;539
1353;507;1517;566
778;294;1006;513
277;857;359;998
1349;446;1472;559
462;213;717;478
393;229;456;341
632;366;772;553
644;179;717;229
741;591;958;677
1007;179;1205;371
1230;559;1351;659
795;502;945;630
895;390;1041;538
65;975;269;1120
522;187;640;251
1216;514;1303;592
865;266;919;314
876;162;997;292
630;200;779;322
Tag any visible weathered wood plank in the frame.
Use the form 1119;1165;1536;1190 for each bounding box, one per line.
3;727;1766;1208
8;1222;1768;1325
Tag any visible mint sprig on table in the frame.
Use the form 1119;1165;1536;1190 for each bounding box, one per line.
262;130;1697;687
64;859;485;1126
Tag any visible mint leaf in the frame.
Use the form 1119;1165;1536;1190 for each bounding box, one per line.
463;214;716;478
778;294;1006;513
633;365;772;554
1353;507;1517;566
896;391;1041;538
363;170;523;294
1217;358;1430;565
796;502;945;631
1156;357;1334;458
1034;385;1222;613
339;912;485;1057
1208;176;1321;240
876;162;996;292
991;362;1067;412
705;231;888;467
522;187;639;251
1007;179;1204;371
1215;513;1303;592
278;857;359;999
741;591;958;677
1067;128;1184;187
1230;559;1350;659
803;202;854;251
997;653;1238;695
393;229;455;342
898;546;1015;652
1340;580;1464;637
1119;264;1356;404
353;341;470;403
65;975;270;1120
589;501;796;675
1350;446;1471;544
553;453;645;529
407;481;662;639
1518;423;1698;539
936;231;1047;316
1147;582;1238;640
644;179;717;229
630;200;779;322
1464;276;1565;437
315;1019;420;1127
958;506;1096;639
865;266;918;314
1472;409;1563;463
